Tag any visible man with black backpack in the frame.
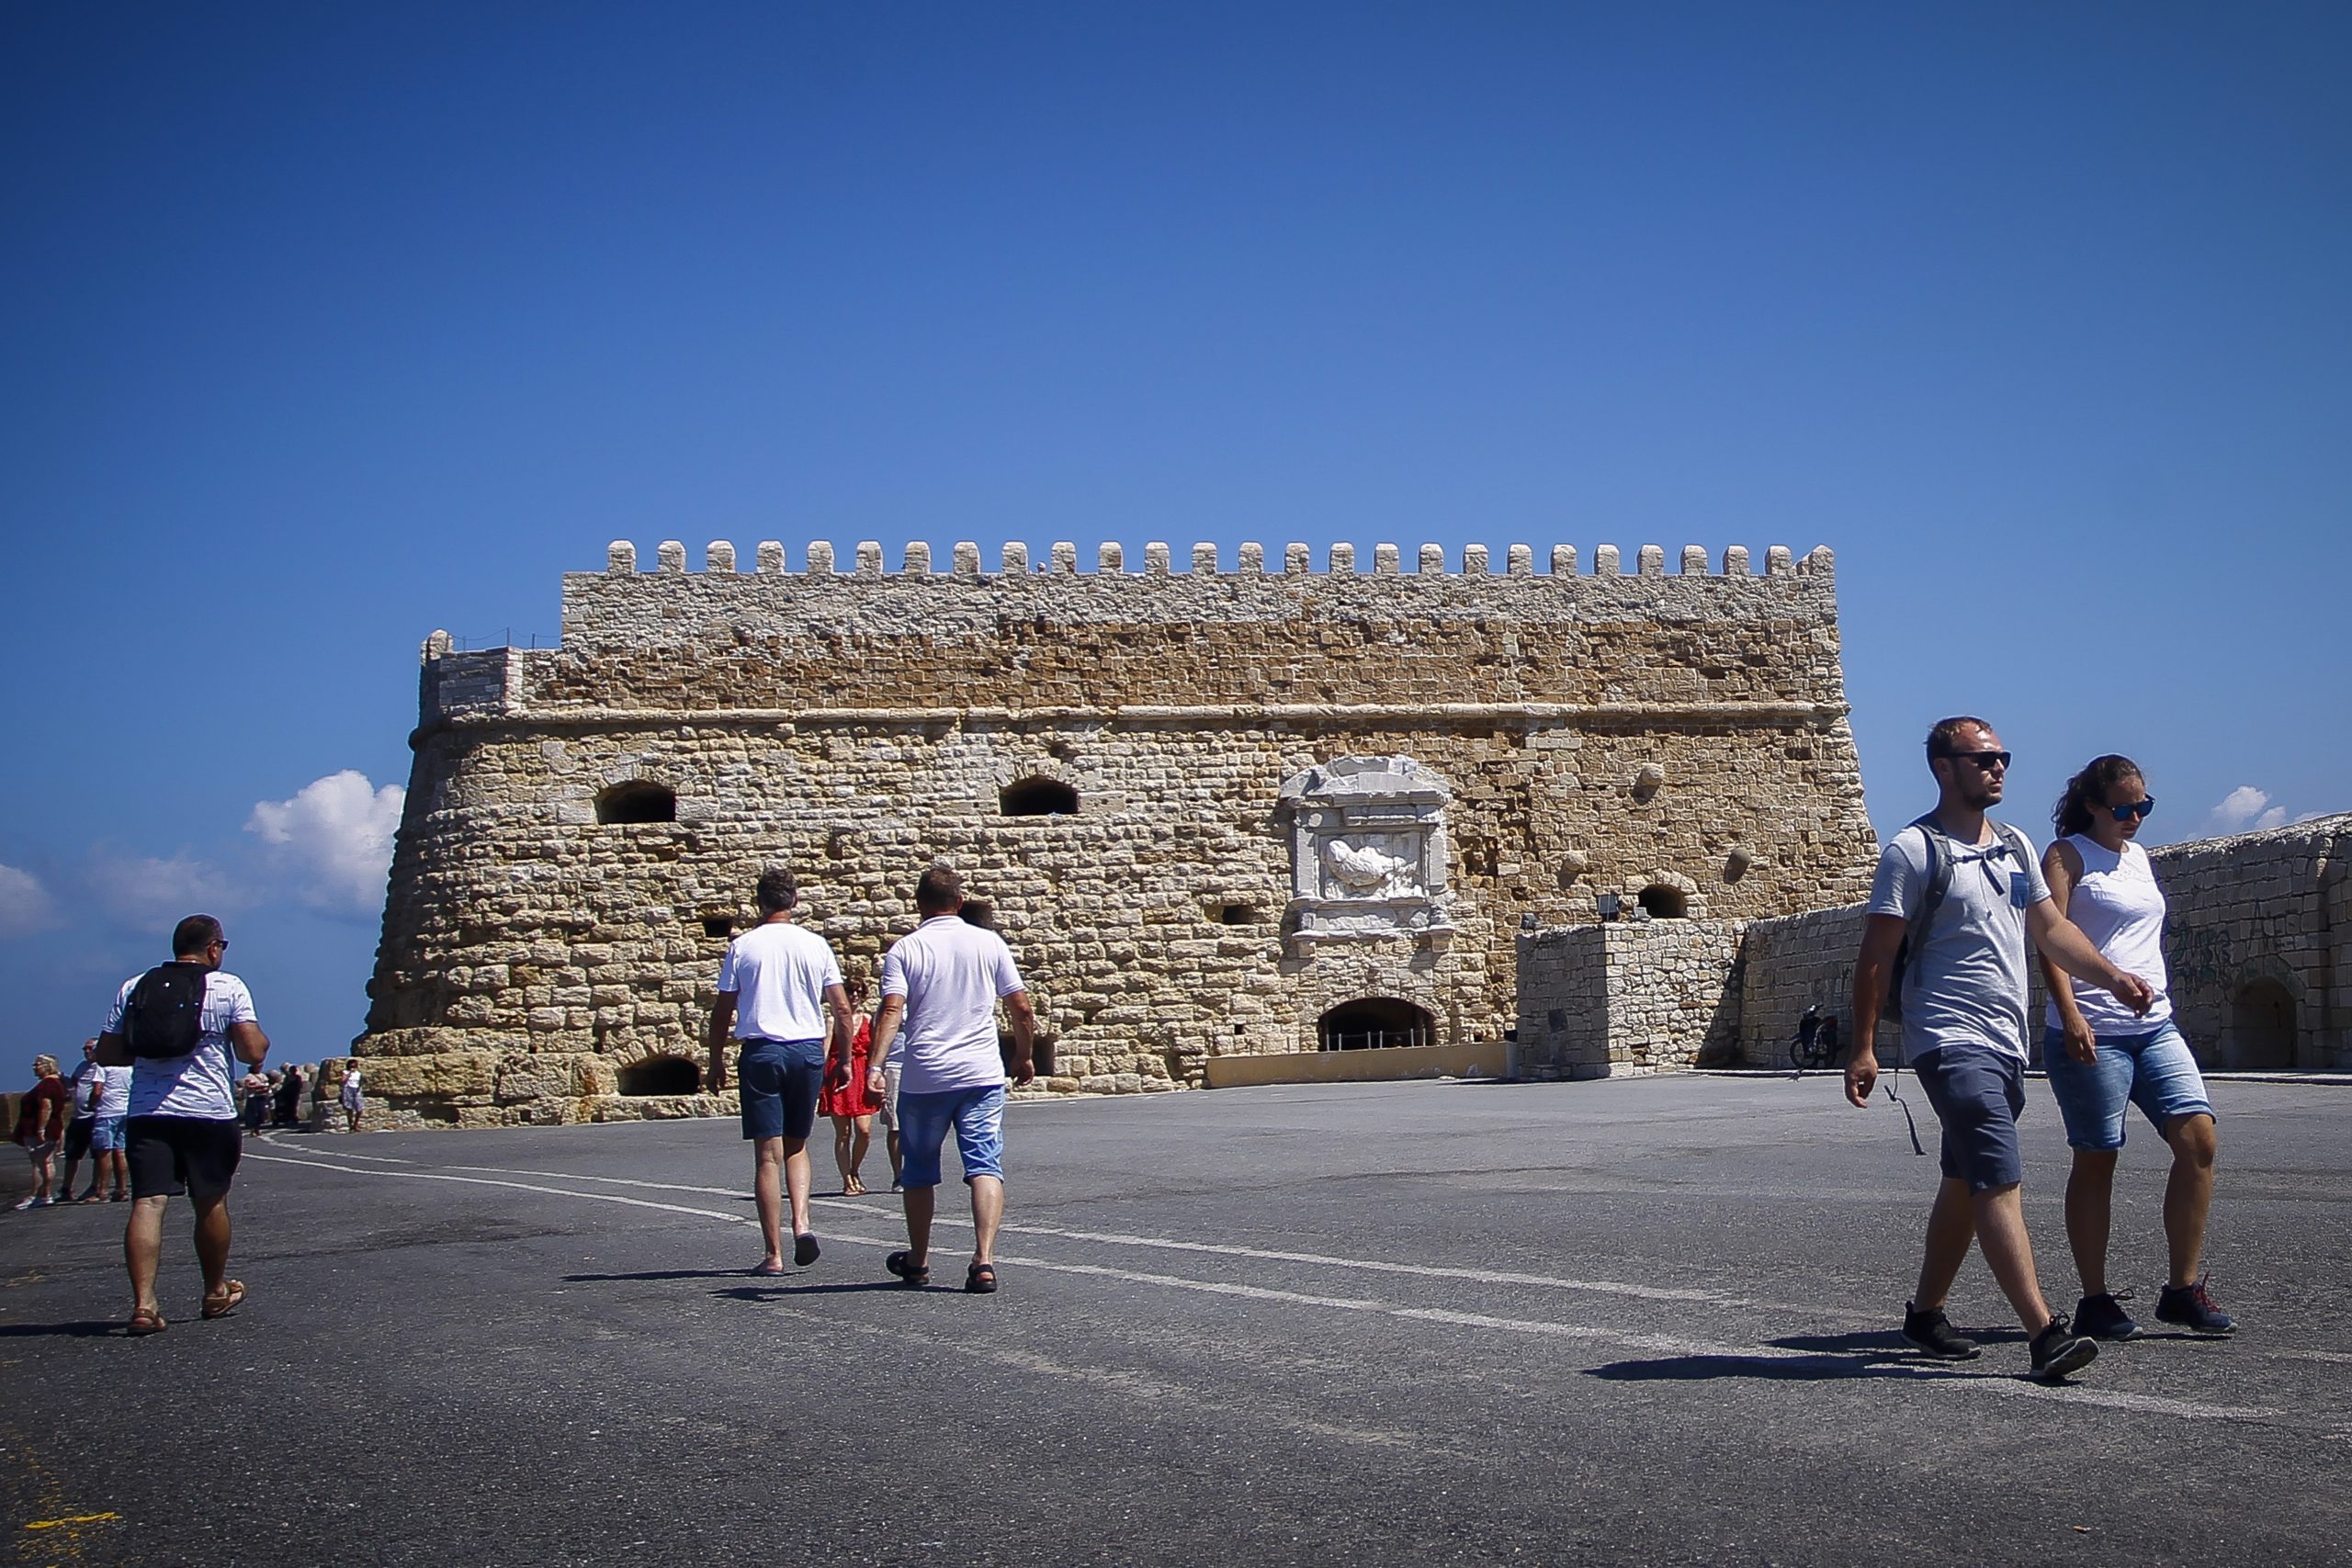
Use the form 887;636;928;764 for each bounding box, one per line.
95;914;269;1335
1844;717;2154;1382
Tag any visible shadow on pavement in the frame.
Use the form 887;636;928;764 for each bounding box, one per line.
1586;1329;2044;1386
714;1281;914;1301
563;1269;785;1282
0;1319;134;1339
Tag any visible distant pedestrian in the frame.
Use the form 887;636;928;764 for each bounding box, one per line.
1845;717;2154;1381
867;866;1036;1294
241;1073;271;1132
271;1064;304;1128
12;1055;73;1210
2040;755;2234;1338
60;1040;104;1202
706;866;854;1275
818;978;879;1195
95;914;271;1333
338;1064;365;1133
62;1040;130;1203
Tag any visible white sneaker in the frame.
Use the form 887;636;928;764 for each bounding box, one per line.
12;1196;42;1211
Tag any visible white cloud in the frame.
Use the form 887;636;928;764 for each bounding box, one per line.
86;852;234;931
2207;785;2290;836
246;770;405;918
0;863;59;938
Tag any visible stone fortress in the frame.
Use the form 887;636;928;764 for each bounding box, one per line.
352;537;2345;1129
354;537;1883;1127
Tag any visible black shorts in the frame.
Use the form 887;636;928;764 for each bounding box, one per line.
62;1118;94;1161
126;1115;243;1200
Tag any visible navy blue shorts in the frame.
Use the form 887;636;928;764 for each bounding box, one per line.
738;1037;823;1142
1909;1046;2026;1192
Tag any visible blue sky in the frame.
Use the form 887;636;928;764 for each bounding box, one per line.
3;4;2346;1063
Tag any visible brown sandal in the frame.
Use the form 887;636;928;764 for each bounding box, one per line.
128;1307;167;1336
200;1280;246;1320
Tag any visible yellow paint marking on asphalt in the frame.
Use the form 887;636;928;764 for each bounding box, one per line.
24;1512;121;1529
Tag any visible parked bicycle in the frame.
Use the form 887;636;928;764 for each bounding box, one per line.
1788;1005;1843;1072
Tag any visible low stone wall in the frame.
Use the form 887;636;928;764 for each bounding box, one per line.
1205;1040;1507;1088
1734;814;2348;1071
1515;919;1743;1078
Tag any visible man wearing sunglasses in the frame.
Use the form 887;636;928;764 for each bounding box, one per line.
1845;716;2155;1382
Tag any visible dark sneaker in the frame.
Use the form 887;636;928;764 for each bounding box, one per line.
2156;1277;2236;1336
2030;1314;2099;1381
1903;1302;1982;1361
2075;1292;2142;1341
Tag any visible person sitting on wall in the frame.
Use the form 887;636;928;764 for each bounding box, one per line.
706;866;854;1275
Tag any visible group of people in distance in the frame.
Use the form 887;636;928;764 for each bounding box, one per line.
1847;716;2234;1382
708;863;1034;1292
12;1040;129;1209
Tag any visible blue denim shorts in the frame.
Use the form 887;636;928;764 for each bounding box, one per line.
896;1085;1006;1189
2041;1021;2214;1152
1910;1046;2026;1192
738;1037;824;1142
91;1115;127;1152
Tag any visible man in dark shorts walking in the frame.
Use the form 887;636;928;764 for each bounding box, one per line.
707;867;854;1275
95;915;270;1334
1845;717;2154;1382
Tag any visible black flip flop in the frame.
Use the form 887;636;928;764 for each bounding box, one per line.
885;1250;929;1287
965;1261;999;1294
793;1232;820;1267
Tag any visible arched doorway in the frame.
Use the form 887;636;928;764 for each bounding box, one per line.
617;1055;701;1095
1317;998;1436;1052
2228;979;2297;1069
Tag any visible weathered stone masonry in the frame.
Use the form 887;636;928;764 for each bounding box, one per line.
357;538;1880;1128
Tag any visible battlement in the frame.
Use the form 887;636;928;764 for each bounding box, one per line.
418;538;1852;726
594;538;1834;581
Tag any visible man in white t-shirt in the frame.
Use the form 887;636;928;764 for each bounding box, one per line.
865;866;1035;1294
63;1040;132;1203
707;867;853;1276
1844;717;2152;1382
95;914;270;1335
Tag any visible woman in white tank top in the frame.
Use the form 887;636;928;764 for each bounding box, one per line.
2039;755;2234;1338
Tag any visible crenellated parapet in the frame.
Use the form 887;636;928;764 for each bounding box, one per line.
596;538;1834;581
406;538;1858;726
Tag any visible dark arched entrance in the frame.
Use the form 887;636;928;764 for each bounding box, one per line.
2229;979;2297;1069
1317;998;1436;1052
618;1055;701;1096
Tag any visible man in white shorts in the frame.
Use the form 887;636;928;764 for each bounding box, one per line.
866;866;1035;1293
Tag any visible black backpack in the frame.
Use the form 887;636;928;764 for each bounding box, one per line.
1884;814;2033;1022
122;963;210;1059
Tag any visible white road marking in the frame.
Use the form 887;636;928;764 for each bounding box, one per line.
248;1144;2279;1423
275;1149;1747;1306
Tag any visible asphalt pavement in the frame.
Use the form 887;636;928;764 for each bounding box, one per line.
3;1074;2347;1568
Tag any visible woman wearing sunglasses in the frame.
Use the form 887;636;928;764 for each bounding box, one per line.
2040;754;2233;1340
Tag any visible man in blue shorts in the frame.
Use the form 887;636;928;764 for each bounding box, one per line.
866;866;1036;1294
707;867;854;1276
1844;717;2156;1381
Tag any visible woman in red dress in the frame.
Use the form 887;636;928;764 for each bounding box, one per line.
818;979;879;1194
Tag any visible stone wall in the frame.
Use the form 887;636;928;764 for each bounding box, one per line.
358;537;1879;1127
1733;814;2350;1070
1514;919;1744;1078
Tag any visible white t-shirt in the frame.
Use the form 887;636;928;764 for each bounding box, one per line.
69;1060;101;1119
94;1065;132;1119
879;916;1026;1095
2047;834;2174;1034
718;919;843;1043
102;968;259;1122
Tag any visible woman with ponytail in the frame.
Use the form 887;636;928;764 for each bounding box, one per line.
2040;755;2234;1340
